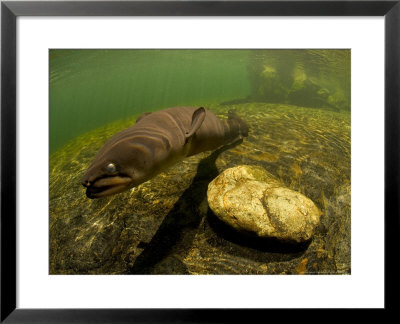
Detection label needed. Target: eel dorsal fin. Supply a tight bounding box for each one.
[185,107,206,143]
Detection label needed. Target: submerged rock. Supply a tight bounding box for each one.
[207,165,321,243]
[247,50,351,110]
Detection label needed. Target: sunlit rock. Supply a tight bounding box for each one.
[207,165,321,243]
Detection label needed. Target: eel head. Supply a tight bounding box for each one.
[81,143,142,199]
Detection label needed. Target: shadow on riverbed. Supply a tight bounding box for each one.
[207,210,311,254]
[129,139,309,274]
[128,141,242,274]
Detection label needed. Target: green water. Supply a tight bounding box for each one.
[50,49,252,152]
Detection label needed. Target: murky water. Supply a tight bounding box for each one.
[50,49,350,274]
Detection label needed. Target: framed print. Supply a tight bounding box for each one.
[1,0,399,321]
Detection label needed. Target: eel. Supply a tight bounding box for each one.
[82,106,249,198]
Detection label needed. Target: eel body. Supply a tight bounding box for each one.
[82,107,249,198]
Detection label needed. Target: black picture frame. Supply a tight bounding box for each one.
[1,0,398,322]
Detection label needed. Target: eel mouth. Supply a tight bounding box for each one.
[84,176,132,199]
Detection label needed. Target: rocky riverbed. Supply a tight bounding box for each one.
[50,102,351,274]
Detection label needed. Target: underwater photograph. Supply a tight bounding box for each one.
[49,49,351,275]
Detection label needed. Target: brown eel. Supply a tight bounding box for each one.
[82,106,249,198]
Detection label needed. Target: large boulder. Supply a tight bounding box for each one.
[207,165,321,243]
[246,50,351,110]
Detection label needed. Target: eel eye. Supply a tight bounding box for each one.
[106,163,117,174]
